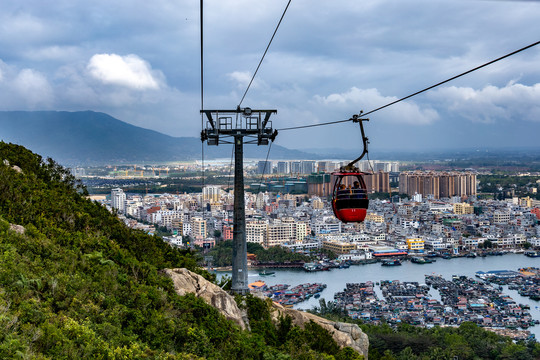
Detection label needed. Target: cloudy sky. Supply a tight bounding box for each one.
[1,0,540,155]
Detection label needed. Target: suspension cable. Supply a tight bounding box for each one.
[200,0,204,118]
[256,141,274,194]
[277,39,540,132]
[200,0,206,219]
[227,144,234,191]
[278,118,351,131]
[238,0,292,108]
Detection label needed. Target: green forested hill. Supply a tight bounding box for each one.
[0,142,358,359]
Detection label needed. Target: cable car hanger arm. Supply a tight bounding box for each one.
[346,111,369,169]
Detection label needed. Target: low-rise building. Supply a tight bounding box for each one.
[454,202,474,215]
[406,238,425,252]
[323,240,357,255]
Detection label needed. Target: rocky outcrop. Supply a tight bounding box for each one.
[269,300,369,358]
[3,159,23,174]
[9,224,25,234]
[165,268,369,358]
[164,268,247,329]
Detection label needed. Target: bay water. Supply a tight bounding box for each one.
[217,254,540,339]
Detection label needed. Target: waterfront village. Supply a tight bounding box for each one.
[89,160,540,339]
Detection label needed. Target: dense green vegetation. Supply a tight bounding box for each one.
[398,150,540,172]
[363,323,540,360]
[0,142,355,359]
[204,241,312,267]
[83,172,280,195]
[477,175,540,200]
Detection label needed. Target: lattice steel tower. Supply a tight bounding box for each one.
[201,107,277,294]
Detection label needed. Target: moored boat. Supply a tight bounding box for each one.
[303,262,329,272]
[381,258,402,266]
[411,256,434,264]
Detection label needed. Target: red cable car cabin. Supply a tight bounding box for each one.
[332,171,369,223]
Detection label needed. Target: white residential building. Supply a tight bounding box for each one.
[190,217,207,240]
[111,188,126,213]
[246,220,268,245]
[311,220,342,234]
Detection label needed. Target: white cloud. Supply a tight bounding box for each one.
[0,13,46,42]
[228,71,253,88]
[13,69,54,109]
[314,87,439,125]
[87,54,162,90]
[431,82,540,123]
[24,45,81,61]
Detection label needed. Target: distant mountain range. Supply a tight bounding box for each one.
[0,111,317,165]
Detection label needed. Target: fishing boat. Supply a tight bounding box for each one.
[303,262,329,272]
[411,256,434,264]
[381,258,402,266]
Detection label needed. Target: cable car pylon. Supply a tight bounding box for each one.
[201,107,277,294]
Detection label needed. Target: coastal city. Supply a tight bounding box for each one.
[4,0,540,357]
[88,159,540,257]
[85,158,540,339]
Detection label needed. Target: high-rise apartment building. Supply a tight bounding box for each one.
[317,161,339,173]
[307,173,332,197]
[276,161,290,174]
[190,217,207,240]
[372,161,387,172]
[322,171,390,195]
[257,161,273,175]
[301,161,316,174]
[111,188,126,213]
[203,185,221,202]
[290,161,302,174]
[364,171,390,193]
[356,161,370,172]
[399,171,476,199]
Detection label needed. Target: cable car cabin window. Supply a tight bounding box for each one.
[332,172,369,223]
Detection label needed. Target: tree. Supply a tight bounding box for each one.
[482,239,494,249]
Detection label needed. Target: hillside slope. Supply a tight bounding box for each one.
[0,142,359,359]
